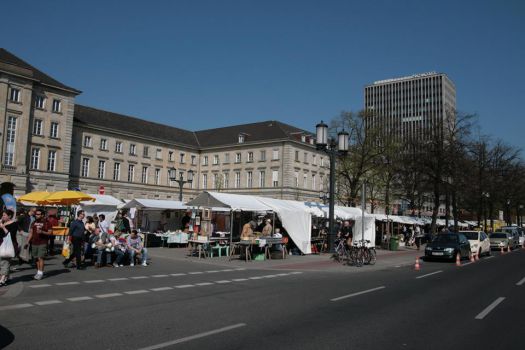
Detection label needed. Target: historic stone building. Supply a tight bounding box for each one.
[1,48,326,202]
[0,48,81,194]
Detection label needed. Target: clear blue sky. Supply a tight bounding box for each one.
[3,0,524,149]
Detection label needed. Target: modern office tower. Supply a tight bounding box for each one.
[364,72,456,140]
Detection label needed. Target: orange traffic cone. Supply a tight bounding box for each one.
[456,252,461,266]
[508,244,512,253]
[470,252,475,263]
[415,257,421,271]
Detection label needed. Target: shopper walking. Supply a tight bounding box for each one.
[0,209,18,286]
[27,209,51,280]
[63,210,86,270]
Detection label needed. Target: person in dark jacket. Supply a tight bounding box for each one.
[63,210,86,270]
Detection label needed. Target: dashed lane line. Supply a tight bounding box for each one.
[150,287,173,292]
[124,290,150,295]
[25,269,254,289]
[29,284,52,288]
[35,300,62,306]
[67,296,93,302]
[516,277,525,286]
[1,271,304,311]
[95,293,123,298]
[416,270,443,279]
[137,323,247,350]
[0,303,33,311]
[475,297,505,320]
[195,282,214,286]
[330,286,386,302]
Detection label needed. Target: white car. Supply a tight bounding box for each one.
[460,231,491,257]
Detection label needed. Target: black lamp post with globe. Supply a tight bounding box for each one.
[315,121,349,253]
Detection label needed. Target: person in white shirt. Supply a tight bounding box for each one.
[98,214,109,235]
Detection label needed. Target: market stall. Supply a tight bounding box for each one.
[77,194,122,225]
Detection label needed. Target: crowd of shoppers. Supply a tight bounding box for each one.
[0,208,149,287]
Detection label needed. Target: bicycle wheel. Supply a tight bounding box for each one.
[356,248,364,267]
[367,248,377,265]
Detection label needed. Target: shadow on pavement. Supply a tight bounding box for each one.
[8,268,71,284]
[0,325,15,348]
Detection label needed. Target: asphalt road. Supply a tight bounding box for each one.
[1,248,524,350]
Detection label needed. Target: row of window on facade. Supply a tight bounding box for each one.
[9,87,62,113]
[83,135,197,164]
[78,158,290,190]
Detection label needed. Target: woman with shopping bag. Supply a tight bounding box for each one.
[0,209,19,286]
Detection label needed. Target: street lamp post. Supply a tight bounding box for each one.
[315,121,349,253]
[169,168,194,202]
[319,191,329,205]
[482,192,490,231]
[506,199,511,226]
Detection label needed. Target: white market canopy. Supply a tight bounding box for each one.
[188,192,312,253]
[80,194,123,206]
[121,198,188,211]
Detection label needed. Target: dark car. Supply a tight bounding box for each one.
[424,232,471,261]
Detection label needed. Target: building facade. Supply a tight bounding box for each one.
[1,48,326,202]
[364,72,456,140]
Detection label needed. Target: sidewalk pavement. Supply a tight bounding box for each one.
[148,244,427,272]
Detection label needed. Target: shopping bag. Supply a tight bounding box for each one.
[62,241,71,258]
[0,233,15,258]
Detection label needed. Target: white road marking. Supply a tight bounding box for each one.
[188,272,203,275]
[331,286,386,302]
[214,280,231,284]
[232,278,248,282]
[84,280,104,284]
[206,270,219,273]
[170,273,186,277]
[124,290,150,295]
[486,255,495,259]
[137,323,247,350]
[264,275,277,278]
[249,276,263,280]
[35,300,62,306]
[475,297,505,320]
[416,270,443,279]
[131,276,149,280]
[275,273,288,276]
[95,293,123,298]
[195,282,214,286]
[221,269,234,272]
[108,277,129,281]
[152,275,169,278]
[67,296,93,302]
[516,277,525,286]
[175,284,194,289]
[461,262,473,267]
[29,284,52,288]
[150,287,173,292]
[235,268,246,271]
[56,281,81,286]
[0,303,33,311]
[289,271,303,275]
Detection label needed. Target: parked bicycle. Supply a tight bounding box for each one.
[349,239,377,267]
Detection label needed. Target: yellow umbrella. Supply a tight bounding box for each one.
[17,191,51,205]
[44,191,95,206]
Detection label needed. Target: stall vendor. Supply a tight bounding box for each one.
[240,220,256,240]
[262,219,273,236]
[181,210,192,232]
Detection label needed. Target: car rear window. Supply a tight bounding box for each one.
[490,233,507,238]
[462,232,478,240]
[433,234,458,243]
